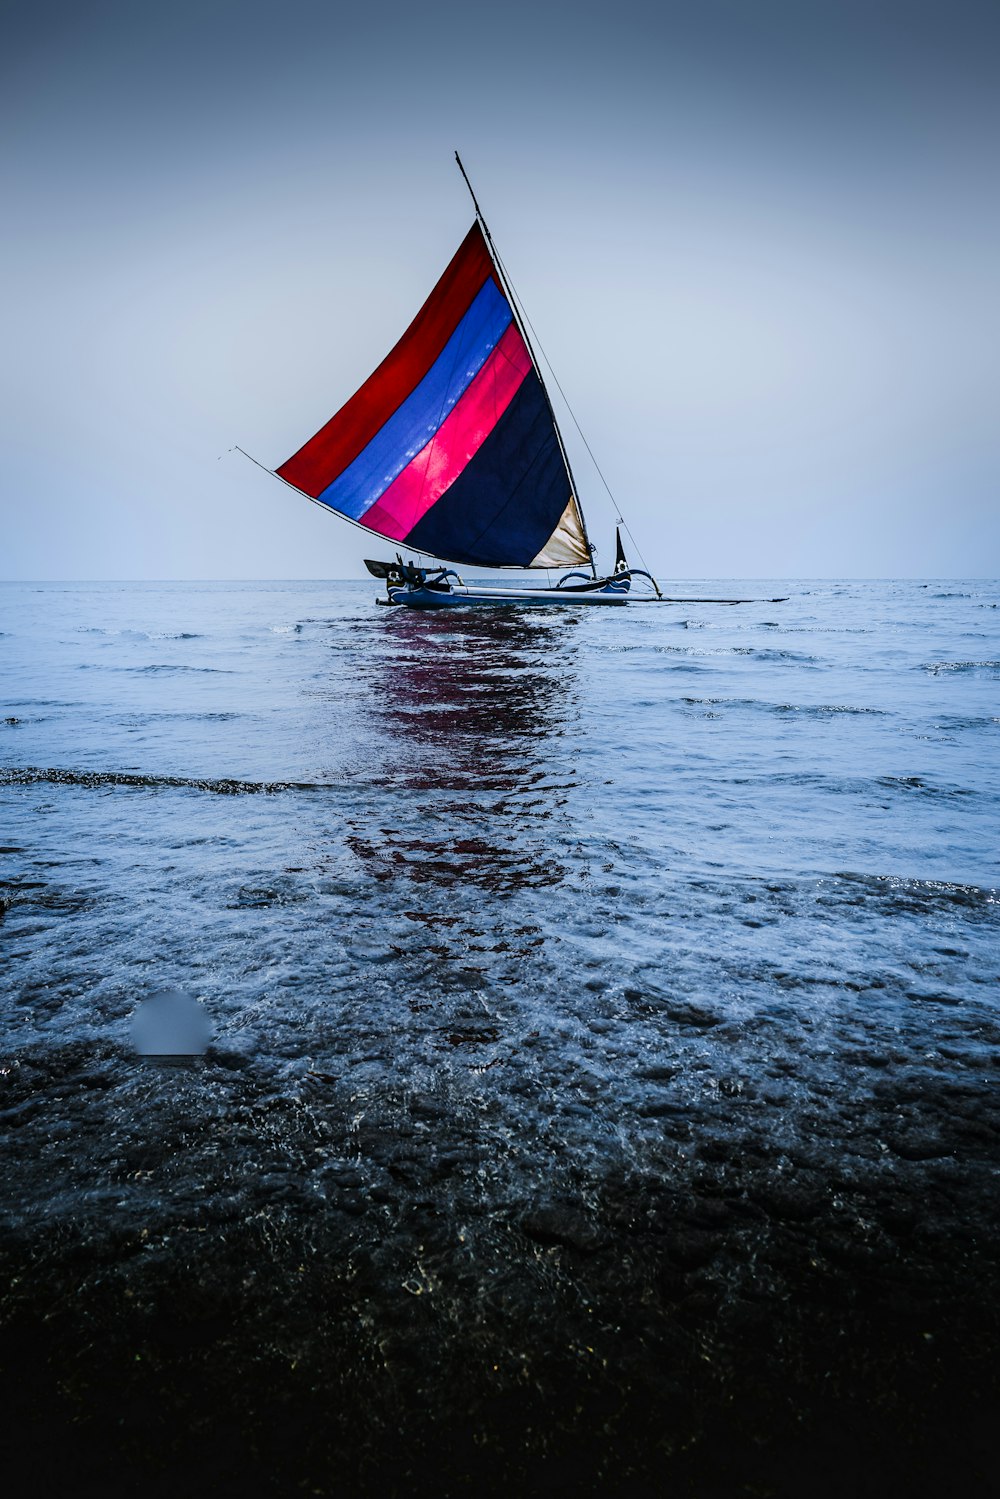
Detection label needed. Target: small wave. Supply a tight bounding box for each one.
[830,872,998,916]
[680,697,885,718]
[4,699,78,708]
[934,715,1000,731]
[112,710,247,725]
[921,660,1000,676]
[0,879,90,915]
[75,663,233,675]
[0,766,333,795]
[133,663,227,673]
[682,695,758,709]
[733,647,820,663]
[806,703,885,715]
[874,774,974,800]
[763,702,880,716]
[727,771,976,803]
[75,627,150,639]
[650,644,818,663]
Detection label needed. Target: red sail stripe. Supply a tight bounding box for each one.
[360,322,532,541]
[277,223,500,498]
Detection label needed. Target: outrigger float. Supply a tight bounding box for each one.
[244,157,783,611]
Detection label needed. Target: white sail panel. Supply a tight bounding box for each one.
[530,496,591,568]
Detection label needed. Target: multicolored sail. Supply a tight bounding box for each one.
[277,223,591,570]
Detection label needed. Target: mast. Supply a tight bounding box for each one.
[454,152,598,578]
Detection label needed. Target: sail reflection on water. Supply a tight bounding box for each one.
[347,609,582,896]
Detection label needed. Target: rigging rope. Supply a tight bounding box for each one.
[488,242,656,579]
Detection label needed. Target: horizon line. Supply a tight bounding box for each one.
[2,576,999,586]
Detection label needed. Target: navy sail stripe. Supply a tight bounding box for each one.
[405,373,572,568]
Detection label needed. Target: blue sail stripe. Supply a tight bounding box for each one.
[317,277,513,521]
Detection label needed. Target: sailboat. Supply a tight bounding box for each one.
[248,158,782,609]
[244,155,665,608]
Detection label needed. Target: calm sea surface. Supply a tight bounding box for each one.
[1,578,999,1494]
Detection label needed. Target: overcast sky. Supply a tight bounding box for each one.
[2,0,998,579]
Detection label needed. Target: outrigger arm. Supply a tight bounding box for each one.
[363,528,665,608]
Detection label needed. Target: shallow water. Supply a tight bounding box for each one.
[1,579,999,1495]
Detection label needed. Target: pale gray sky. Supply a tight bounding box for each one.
[2,0,998,578]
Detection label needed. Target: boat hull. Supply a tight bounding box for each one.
[386,581,630,608]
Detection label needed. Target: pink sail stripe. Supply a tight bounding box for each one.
[361,322,532,541]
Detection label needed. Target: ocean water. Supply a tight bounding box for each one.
[1,578,999,1495]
